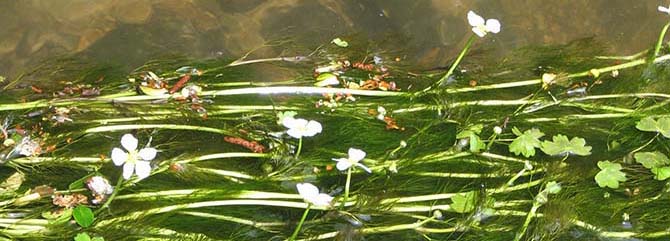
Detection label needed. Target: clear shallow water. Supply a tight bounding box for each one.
[0,1,669,241]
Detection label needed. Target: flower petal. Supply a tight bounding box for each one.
[120,134,138,151]
[355,163,372,173]
[304,120,322,136]
[296,183,319,200]
[138,148,157,161]
[335,159,353,171]
[467,11,485,27]
[348,148,366,162]
[135,161,152,180]
[472,27,487,37]
[122,162,135,180]
[286,128,303,139]
[111,148,128,166]
[486,19,501,33]
[313,193,334,206]
[659,6,670,14]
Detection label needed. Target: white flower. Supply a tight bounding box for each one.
[87,176,114,196]
[660,5,670,14]
[111,134,157,180]
[376,106,386,121]
[296,183,333,206]
[467,11,501,37]
[333,148,371,173]
[282,117,322,139]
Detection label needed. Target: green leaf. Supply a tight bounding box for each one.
[634,151,670,169]
[73,205,95,228]
[595,161,627,189]
[545,181,562,194]
[450,191,476,213]
[456,124,484,139]
[469,133,486,153]
[276,111,297,125]
[540,134,592,156]
[331,38,349,47]
[509,127,544,157]
[636,116,670,138]
[74,233,91,241]
[91,237,104,241]
[42,208,73,225]
[652,166,670,180]
[314,73,339,87]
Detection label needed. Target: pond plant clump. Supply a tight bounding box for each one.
[1,6,670,241]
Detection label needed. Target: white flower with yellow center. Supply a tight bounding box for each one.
[333,148,371,173]
[467,11,501,37]
[282,117,322,139]
[111,134,157,180]
[296,183,333,207]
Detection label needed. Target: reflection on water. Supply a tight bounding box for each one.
[0,0,665,77]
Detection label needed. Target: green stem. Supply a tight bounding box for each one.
[295,137,303,158]
[425,35,476,92]
[95,175,124,215]
[654,22,670,57]
[514,203,541,241]
[289,205,311,241]
[341,168,353,209]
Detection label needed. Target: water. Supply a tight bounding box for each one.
[1,1,670,241]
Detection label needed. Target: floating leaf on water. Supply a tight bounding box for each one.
[42,207,73,225]
[314,73,340,87]
[74,232,92,241]
[73,205,95,228]
[331,38,349,47]
[545,181,562,194]
[456,124,484,139]
[468,133,486,153]
[450,191,476,213]
[635,116,670,138]
[540,134,591,156]
[633,151,670,169]
[509,127,544,157]
[652,166,670,180]
[139,85,168,96]
[595,161,626,189]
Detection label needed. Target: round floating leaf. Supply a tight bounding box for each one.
[636,116,670,138]
[331,38,349,47]
[652,166,670,180]
[75,233,92,241]
[450,191,476,213]
[509,127,544,157]
[540,134,592,156]
[73,205,95,228]
[595,161,627,189]
[634,151,670,169]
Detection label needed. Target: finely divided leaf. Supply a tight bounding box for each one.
[540,134,592,156]
[595,161,626,188]
[509,127,544,157]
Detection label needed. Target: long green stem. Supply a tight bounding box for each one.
[341,168,353,209]
[514,203,541,241]
[425,35,476,92]
[95,175,124,215]
[295,137,303,158]
[288,205,311,241]
[654,22,670,57]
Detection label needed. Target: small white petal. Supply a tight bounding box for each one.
[138,148,157,161]
[286,129,303,139]
[348,148,366,162]
[281,116,296,128]
[134,161,152,180]
[296,183,319,200]
[659,6,670,14]
[472,27,487,37]
[111,148,128,166]
[467,11,485,27]
[122,162,135,180]
[335,158,353,171]
[120,134,138,151]
[313,193,334,206]
[304,121,322,136]
[486,19,501,33]
[355,163,372,173]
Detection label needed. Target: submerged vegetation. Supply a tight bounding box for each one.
[1,6,670,241]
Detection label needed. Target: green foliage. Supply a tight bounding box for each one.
[73,205,95,228]
[636,116,670,138]
[545,181,562,194]
[456,124,484,139]
[468,133,486,153]
[652,166,670,180]
[634,151,670,169]
[276,111,297,125]
[331,38,349,47]
[540,134,591,156]
[74,233,104,241]
[450,191,476,213]
[595,161,627,188]
[42,208,73,225]
[509,127,544,157]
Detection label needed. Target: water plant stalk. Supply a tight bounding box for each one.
[288,205,311,241]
